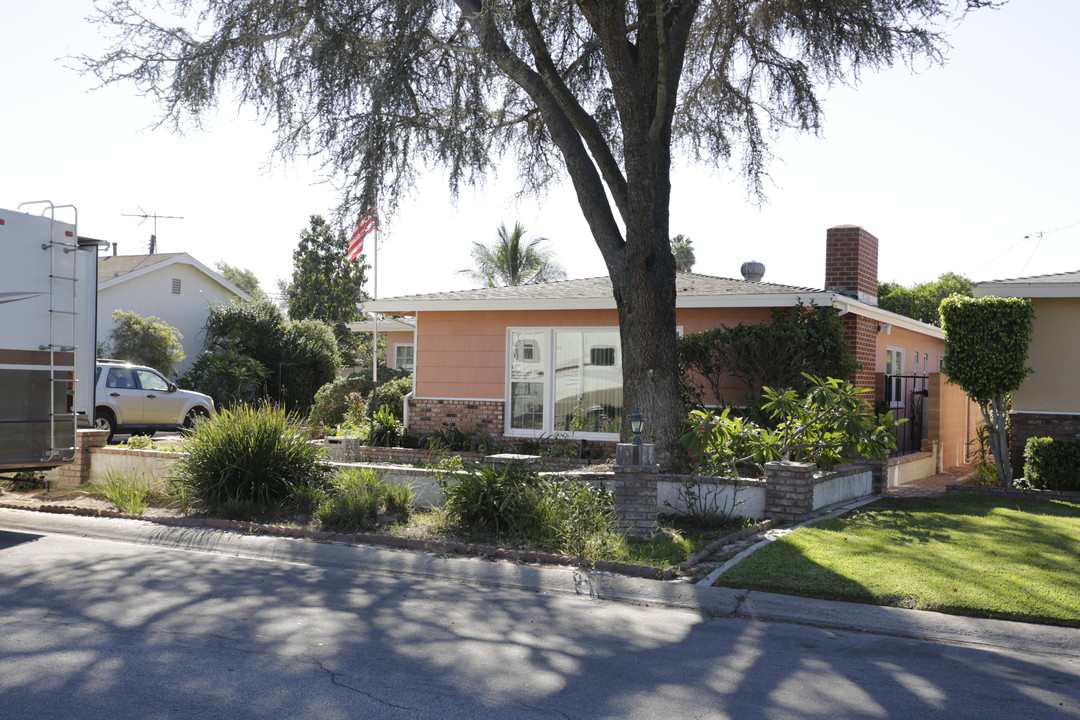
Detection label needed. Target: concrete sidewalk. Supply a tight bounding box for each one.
[2,507,1077,661]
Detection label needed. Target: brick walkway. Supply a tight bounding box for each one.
[885,467,972,497]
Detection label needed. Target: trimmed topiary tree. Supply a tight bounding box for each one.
[940,295,1034,487]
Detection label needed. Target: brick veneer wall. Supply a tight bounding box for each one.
[825,225,879,304]
[407,398,504,436]
[1009,411,1080,477]
[845,313,880,396]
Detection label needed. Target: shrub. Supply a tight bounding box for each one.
[1024,437,1080,492]
[363,376,414,421]
[439,464,615,557]
[309,374,376,429]
[172,402,329,514]
[181,347,269,410]
[682,375,901,474]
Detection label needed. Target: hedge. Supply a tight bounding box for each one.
[1024,436,1080,492]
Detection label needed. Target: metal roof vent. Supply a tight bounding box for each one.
[740,260,765,282]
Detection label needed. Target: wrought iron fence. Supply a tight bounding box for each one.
[883,374,929,456]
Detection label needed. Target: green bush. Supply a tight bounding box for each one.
[309,374,375,429]
[363,376,414,421]
[172,403,329,514]
[439,464,615,557]
[1024,437,1080,491]
[314,467,414,532]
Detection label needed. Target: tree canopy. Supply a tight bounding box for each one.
[107,310,185,378]
[215,261,266,300]
[940,295,1033,486]
[84,0,992,468]
[460,221,566,287]
[878,272,973,326]
[287,215,368,362]
[670,234,696,273]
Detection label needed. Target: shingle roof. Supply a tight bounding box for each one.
[373,272,825,305]
[980,270,1080,285]
[98,253,184,283]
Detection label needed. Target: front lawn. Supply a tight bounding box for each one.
[717,493,1080,626]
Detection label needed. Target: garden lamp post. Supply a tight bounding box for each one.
[630,411,644,445]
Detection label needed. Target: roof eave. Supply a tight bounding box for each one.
[974,283,1080,299]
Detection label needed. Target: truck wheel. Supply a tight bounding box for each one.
[184,407,209,430]
[94,409,116,443]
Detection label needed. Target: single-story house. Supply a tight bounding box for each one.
[366,225,966,462]
[98,251,249,376]
[973,270,1080,473]
[345,316,417,373]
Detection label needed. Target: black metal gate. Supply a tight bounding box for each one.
[884,374,929,456]
[278,362,320,416]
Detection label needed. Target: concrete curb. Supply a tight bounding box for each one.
[2,506,1078,659]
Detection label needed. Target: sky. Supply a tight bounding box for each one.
[2,1,1078,303]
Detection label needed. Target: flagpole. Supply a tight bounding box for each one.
[371,214,378,385]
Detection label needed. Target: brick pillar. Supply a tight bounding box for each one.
[870,459,888,494]
[613,443,659,537]
[764,460,817,523]
[48,429,110,490]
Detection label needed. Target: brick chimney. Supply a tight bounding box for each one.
[825,225,878,306]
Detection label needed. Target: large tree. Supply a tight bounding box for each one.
[460,221,566,287]
[287,214,368,362]
[83,0,990,468]
[878,272,973,326]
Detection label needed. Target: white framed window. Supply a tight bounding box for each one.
[394,344,414,372]
[885,347,904,408]
[507,327,623,438]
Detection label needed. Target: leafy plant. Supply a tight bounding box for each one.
[666,480,745,530]
[677,302,856,415]
[92,470,155,514]
[366,406,405,447]
[424,422,475,453]
[120,434,156,450]
[682,375,901,473]
[172,402,330,514]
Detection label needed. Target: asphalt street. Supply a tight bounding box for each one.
[1,509,1077,719]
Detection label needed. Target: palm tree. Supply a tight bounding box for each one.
[670,234,696,273]
[460,222,567,287]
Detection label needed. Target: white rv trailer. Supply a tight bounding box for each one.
[0,202,99,471]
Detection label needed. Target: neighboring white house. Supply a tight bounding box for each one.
[98,252,249,376]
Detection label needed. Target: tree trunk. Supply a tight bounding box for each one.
[606,225,687,471]
[980,397,1012,489]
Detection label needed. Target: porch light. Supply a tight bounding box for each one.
[630,411,644,445]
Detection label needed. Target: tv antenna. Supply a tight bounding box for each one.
[122,207,184,254]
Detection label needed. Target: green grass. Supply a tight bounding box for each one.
[717,493,1080,626]
[91,470,157,514]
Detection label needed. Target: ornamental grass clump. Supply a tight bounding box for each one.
[173,402,329,515]
[315,466,414,532]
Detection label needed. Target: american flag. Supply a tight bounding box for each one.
[347,210,377,262]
